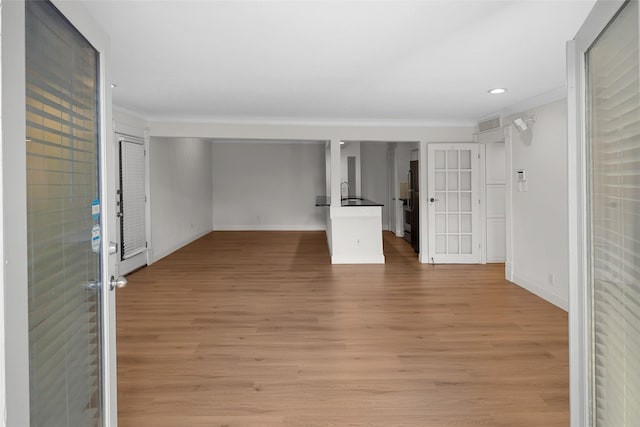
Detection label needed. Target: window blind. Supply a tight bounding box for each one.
[119,137,146,260]
[587,1,640,425]
[26,1,102,426]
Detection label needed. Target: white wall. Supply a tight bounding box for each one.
[508,99,569,310]
[212,142,326,230]
[361,142,389,229]
[149,137,213,261]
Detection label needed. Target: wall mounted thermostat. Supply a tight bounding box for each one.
[516,170,528,192]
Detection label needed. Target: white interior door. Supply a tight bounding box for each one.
[427,143,481,263]
[117,134,147,275]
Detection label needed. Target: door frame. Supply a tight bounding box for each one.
[1,1,117,425]
[567,1,627,426]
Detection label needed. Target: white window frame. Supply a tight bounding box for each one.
[567,1,627,426]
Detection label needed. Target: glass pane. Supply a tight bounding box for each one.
[436,235,446,254]
[447,150,458,169]
[435,171,446,191]
[460,171,472,191]
[447,171,459,190]
[461,192,472,212]
[587,1,640,425]
[448,214,459,233]
[435,192,446,212]
[461,235,472,254]
[460,150,471,169]
[448,235,459,254]
[435,150,446,169]
[26,2,102,426]
[461,214,472,233]
[436,214,446,233]
[447,193,459,212]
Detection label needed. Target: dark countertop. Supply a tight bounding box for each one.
[315,195,384,207]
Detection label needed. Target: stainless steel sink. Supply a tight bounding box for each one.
[341,197,364,201]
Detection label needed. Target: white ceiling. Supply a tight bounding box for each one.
[83,0,596,125]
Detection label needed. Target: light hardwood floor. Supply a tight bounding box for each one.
[117,231,568,427]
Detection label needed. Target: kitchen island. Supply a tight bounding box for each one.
[316,196,385,264]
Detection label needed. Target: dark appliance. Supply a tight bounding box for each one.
[404,160,419,253]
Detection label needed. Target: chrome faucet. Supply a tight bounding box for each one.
[340,181,350,197]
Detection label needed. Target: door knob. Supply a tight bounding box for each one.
[430,197,439,203]
[110,275,128,291]
[108,241,118,255]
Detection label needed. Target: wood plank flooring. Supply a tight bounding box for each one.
[117,231,568,427]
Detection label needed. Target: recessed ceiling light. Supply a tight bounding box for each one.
[488,88,507,94]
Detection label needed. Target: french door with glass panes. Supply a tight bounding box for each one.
[427,143,481,263]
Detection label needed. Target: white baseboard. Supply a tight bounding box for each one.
[152,228,212,263]
[511,273,568,311]
[331,254,385,264]
[213,224,325,231]
[505,262,513,281]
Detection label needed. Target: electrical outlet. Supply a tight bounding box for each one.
[548,272,555,286]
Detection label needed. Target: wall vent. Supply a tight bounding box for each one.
[478,117,502,133]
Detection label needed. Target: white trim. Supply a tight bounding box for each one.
[504,126,514,283]
[479,143,487,264]
[418,140,427,261]
[568,2,627,427]
[505,262,513,282]
[114,122,145,140]
[213,225,325,231]
[149,121,476,143]
[511,275,569,311]
[151,229,212,263]
[144,128,152,267]
[142,113,476,128]
[2,2,29,425]
[0,2,6,424]
[113,105,150,124]
[497,86,568,119]
[511,274,568,311]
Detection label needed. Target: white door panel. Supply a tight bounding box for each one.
[486,219,506,263]
[486,187,506,219]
